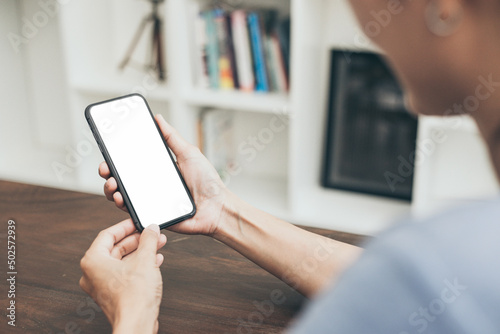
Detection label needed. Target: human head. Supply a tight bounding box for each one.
[348,0,500,117]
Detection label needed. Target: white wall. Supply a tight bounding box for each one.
[1,0,498,234]
[0,0,77,189]
[413,116,499,217]
[0,1,32,155]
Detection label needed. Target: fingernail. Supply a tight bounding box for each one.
[146,224,160,234]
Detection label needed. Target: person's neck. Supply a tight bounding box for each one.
[472,102,500,180]
[448,12,500,180]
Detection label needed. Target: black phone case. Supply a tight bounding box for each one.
[84,93,196,231]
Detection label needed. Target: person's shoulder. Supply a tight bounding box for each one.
[372,196,500,251]
[289,196,500,334]
[359,195,500,294]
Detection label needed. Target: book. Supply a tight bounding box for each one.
[214,9,235,90]
[200,109,234,181]
[203,10,219,89]
[262,11,279,92]
[268,33,288,92]
[247,12,269,92]
[193,11,210,88]
[194,7,290,94]
[276,18,290,80]
[231,10,255,91]
[225,13,239,89]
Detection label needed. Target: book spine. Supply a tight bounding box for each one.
[225,13,239,90]
[248,12,269,92]
[263,35,278,92]
[214,9,235,90]
[203,10,219,89]
[270,33,288,92]
[201,109,234,179]
[231,10,255,92]
[276,18,290,80]
[261,11,277,92]
[194,12,210,88]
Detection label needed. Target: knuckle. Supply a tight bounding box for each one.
[79,277,86,290]
[117,243,128,257]
[80,255,89,271]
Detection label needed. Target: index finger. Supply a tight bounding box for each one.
[98,161,111,179]
[90,218,137,253]
[155,114,191,158]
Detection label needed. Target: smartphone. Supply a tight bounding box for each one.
[85,94,196,231]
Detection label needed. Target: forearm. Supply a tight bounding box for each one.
[111,292,160,334]
[112,305,158,334]
[215,191,362,298]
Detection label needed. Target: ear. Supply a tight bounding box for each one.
[425,0,464,37]
[440,0,463,19]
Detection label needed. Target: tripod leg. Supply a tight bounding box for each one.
[153,17,165,81]
[119,17,152,70]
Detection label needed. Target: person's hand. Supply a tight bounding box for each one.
[79,219,167,334]
[99,114,229,237]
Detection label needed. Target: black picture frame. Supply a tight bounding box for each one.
[321,50,418,201]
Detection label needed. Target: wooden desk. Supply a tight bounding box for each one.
[0,180,365,333]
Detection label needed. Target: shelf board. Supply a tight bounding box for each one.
[71,75,172,102]
[184,89,290,114]
[419,115,478,133]
[292,187,411,235]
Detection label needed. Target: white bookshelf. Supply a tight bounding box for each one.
[61,0,410,235]
[5,0,496,236]
[184,90,289,114]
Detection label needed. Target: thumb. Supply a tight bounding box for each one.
[137,224,160,262]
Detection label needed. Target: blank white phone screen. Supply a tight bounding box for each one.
[90,95,194,228]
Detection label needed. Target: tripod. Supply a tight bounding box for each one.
[119,0,166,81]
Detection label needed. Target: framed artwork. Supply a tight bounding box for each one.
[322,50,418,201]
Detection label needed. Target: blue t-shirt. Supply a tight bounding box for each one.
[289,198,500,333]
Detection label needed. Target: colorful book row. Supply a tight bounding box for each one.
[193,8,290,93]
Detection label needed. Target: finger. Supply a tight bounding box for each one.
[98,161,111,179]
[159,234,167,248]
[91,218,137,253]
[112,233,167,260]
[112,192,128,212]
[110,232,140,259]
[155,114,192,158]
[104,177,118,201]
[137,224,161,262]
[79,276,89,294]
[156,253,164,267]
